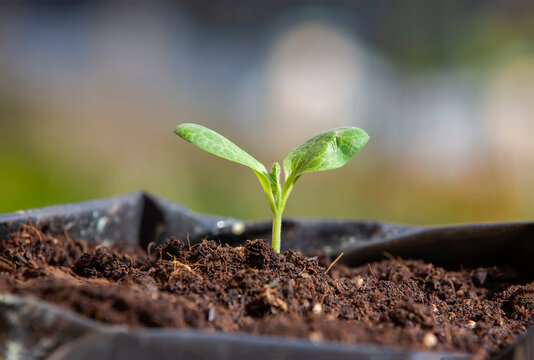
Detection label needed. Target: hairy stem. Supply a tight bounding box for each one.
[271,211,282,253]
[255,171,276,213]
[279,179,295,212]
[270,179,295,253]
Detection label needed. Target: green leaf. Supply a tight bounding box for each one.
[283,127,369,181]
[174,123,268,177]
[269,162,281,201]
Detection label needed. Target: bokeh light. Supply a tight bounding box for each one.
[0,2,532,224]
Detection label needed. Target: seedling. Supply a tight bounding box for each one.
[174,123,369,253]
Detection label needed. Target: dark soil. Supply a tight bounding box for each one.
[1,224,533,358]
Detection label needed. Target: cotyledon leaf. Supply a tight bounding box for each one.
[283,127,369,181]
[174,123,269,178]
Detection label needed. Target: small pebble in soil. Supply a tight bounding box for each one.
[423,333,438,348]
[354,275,364,288]
[466,320,476,329]
[312,303,323,314]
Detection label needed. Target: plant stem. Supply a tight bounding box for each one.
[271,179,295,253]
[272,211,282,253]
[280,179,294,211]
[255,171,276,213]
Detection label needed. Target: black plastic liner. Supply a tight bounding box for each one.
[0,192,532,360]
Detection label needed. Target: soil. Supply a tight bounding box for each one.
[1,224,533,359]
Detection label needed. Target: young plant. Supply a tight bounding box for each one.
[173,123,369,253]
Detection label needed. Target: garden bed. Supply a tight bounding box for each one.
[1,224,533,359]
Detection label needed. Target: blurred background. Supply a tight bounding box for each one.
[0,1,533,225]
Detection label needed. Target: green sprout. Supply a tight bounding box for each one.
[173,123,369,253]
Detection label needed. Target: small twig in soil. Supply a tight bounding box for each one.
[63,228,75,246]
[123,254,134,267]
[170,257,202,279]
[21,223,43,243]
[147,242,157,256]
[367,263,378,279]
[319,292,328,305]
[325,252,344,275]
[0,256,13,273]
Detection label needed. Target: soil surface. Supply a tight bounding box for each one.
[1,224,533,358]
